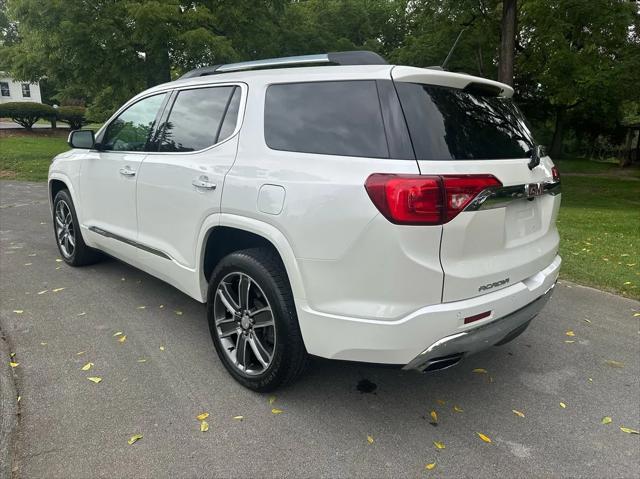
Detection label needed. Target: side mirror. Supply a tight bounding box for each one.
[68,129,95,149]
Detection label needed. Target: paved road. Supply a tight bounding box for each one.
[1,181,639,478]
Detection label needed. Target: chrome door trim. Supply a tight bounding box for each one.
[88,226,171,260]
[464,180,561,212]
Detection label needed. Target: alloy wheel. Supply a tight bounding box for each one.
[55,199,75,258]
[213,272,276,375]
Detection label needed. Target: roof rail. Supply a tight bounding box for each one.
[178,51,387,79]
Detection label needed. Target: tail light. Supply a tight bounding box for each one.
[551,165,560,182]
[364,174,501,225]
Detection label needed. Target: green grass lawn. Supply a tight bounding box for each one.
[558,173,640,299]
[1,134,639,298]
[0,132,69,181]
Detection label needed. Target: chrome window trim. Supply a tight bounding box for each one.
[94,82,247,156]
[464,180,561,212]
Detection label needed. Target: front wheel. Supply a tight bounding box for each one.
[207,248,307,391]
[52,189,101,266]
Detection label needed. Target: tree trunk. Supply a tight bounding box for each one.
[498,0,517,86]
[549,107,566,158]
[145,45,171,88]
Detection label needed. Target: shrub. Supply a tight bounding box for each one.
[57,106,87,130]
[0,102,56,129]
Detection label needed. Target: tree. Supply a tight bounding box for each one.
[0,102,55,129]
[517,0,639,157]
[498,0,516,85]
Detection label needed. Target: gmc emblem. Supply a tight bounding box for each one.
[478,278,510,292]
[525,183,544,198]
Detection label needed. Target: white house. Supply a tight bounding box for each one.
[0,73,42,104]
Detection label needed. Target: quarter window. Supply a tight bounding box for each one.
[101,93,166,152]
[264,81,389,158]
[158,86,240,152]
[21,83,31,98]
[0,82,9,97]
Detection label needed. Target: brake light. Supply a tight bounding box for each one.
[551,166,560,182]
[365,174,501,225]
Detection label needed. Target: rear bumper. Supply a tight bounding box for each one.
[296,255,561,364]
[403,282,555,372]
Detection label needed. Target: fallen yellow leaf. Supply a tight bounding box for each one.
[633,312,640,317]
[118,335,127,343]
[37,290,48,295]
[137,358,146,363]
[200,420,209,432]
[564,340,575,344]
[268,396,276,405]
[17,396,20,403]
[9,362,19,368]
[430,410,438,423]
[52,287,65,292]
[272,408,284,415]
[477,432,492,443]
[137,306,146,310]
[81,362,93,371]
[605,360,624,368]
[436,399,446,406]
[601,416,612,425]
[13,310,23,314]
[233,415,244,420]
[620,427,639,434]
[433,441,445,450]
[425,463,436,470]
[40,342,47,346]
[583,319,591,323]
[196,412,209,421]
[472,368,487,374]
[76,351,85,355]
[77,312,86,317]
[453,405,464,413]
[55,259,62,262]
[128,434,143,445]
[367,435,374,444]
[560,402,567,409]
[9,352,15,358]
[159,346,165,351]
[159,305,164,309]
[175,310,183,316]
[512,409,525,418]
[87,377,102,383]
[113,331,123,337]
[565,330,575,337]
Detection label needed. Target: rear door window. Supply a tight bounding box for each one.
[158,86,239,152]
[264,80,389,158]
[395,83,535,160]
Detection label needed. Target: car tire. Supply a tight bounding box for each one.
[207,247,308,392]
[52,189,102,266]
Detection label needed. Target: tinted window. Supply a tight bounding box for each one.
[396,83,535,160]
[158,86,238,152]
[1,82,9,96]
[102,93,166,151]
[265,81,389,158]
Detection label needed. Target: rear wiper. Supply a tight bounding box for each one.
[527,145,541,170]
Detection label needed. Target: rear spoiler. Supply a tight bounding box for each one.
[391,65,514,98]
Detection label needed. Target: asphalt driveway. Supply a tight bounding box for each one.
[1,181,639,478]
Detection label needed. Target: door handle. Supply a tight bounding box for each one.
[119,166,136,177]
[192,176,216,190]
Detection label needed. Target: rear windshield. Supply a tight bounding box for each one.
[395,83,535,161]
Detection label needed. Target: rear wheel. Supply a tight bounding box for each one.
[207,248,307,391]
[53,190,101,266]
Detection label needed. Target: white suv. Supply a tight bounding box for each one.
[48,51,561,391]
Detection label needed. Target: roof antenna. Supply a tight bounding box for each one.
[441,27,468,70]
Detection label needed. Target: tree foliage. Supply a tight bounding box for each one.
[2,0,639,154]
[0,101,55,129]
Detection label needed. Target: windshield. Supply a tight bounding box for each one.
[395,83,536,161]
